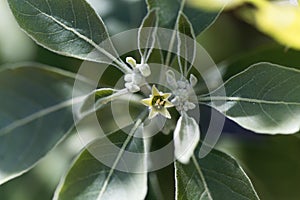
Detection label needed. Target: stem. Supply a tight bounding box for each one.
[165,0,187,67]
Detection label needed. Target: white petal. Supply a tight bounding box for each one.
[174,112,200,164]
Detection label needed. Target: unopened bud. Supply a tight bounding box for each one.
[137,63,151,77]
[126,57,137,68]
[189,74,198,87]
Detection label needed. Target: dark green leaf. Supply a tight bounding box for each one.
[89,0,147,34]
[0,64,91,185]
[177,12,196,76]
[54,122,147,200]
[183,5,219,36]
[220,133,300,200]
[138,9,158,63]
[175,145,259,200]
[146,0,179,29]
[222,45,300,81]
[199,62,300,134]
[146,0,219,35]
[8,0,127,70]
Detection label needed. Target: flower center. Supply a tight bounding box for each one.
[152,95,166,110]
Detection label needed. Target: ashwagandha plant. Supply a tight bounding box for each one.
[1,0,300,199]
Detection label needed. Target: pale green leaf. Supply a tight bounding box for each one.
[0,64,91,185]
[54,122,147,200]
[239,1,300,50]
[199,62,300,134]
[175,145,259,200]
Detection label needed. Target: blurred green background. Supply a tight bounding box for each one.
[1,0,300,199]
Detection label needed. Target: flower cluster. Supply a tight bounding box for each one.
[166,70,197,112]
[124,57,151,93]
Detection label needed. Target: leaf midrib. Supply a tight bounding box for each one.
[198,96,300,106]
[191,155,213,200]
[0,95,86,137]
[96,120,142,200]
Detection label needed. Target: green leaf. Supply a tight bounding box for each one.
[146,0,179,29]
[147,0,219,35]
[138,9,158,63]
[0,64,91,185]
[219,133,300,200]
[7,0,127,71]
[177,12,196,76]
[199,62,300,134]
[174,112,200,164]
[183,5,220,36]
[175,146,259,200]
[89,0,147,34]
[54,122,147,200]
[222,45,300,81]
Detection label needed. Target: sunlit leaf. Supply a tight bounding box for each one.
[241,1,300,50]
[187,0,244,11]
[199,62,300,134]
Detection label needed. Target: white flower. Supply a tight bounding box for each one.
[141,85,174,119]
[166,70,197,112]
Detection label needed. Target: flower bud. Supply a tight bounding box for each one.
[166,70,177,88]
[189,74,198,87]
[137,63,151,77]
[124,74,133,82]
[125,82,140,93]
[126,57,137,68]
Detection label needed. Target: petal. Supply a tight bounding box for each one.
[152,85,160,96]
[158,108,171,119]
[164,100,174,108]
[162,93,172,99]
[141,98,152,106]
[149,109,159,119]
